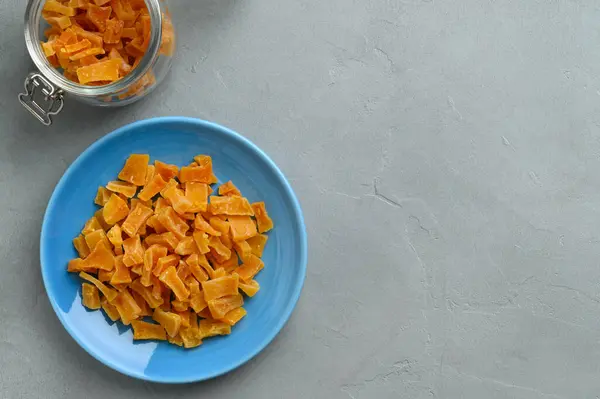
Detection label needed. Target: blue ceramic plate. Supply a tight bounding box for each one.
[40,117,307,383]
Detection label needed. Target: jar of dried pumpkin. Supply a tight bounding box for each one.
[19,0,175,125]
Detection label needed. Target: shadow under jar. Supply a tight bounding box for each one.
[20,0,175,125]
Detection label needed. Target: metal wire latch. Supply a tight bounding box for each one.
[18,72,64,126]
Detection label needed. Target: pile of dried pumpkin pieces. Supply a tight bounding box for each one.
[68,154,274,348]
[40,0,174,93]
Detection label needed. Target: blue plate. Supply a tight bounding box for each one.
[40,117,307,383]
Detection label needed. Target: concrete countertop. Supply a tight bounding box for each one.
[1,0,599,397]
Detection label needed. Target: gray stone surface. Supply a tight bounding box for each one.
[1,0,600,397]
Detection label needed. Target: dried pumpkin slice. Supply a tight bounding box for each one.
[246,234,268,257]
[209,217,232,248]
[83,241,114,271]
[73,234,91,258]
[110,255,132,285]
[201,274,239,301]
[152,307,181,337]
[144,232,179,251]
[235,254,264,282]
[86,4,112,32]
[118,154,149,186]
[198,319,231,339]
[185,254,209,282]
[207,294,244,319]
[207,236,231,260]
[156,207,189,239]
[162,184,193,215]
[106,224,123,248]
[104,18,124,43]
[44,1,77,16]
[185,182,209,212]
[159,266,190,301]
[122,235,144,266]
[94,186,112,206]
[193,214,221,236]
[232,240,251,262]
[236,278,260,297]
[79,271,117,301]
[130,279,163,308]
[142,244,168,286]
[138,174,167,201]
[121,203,153,237]
[189,291,208,313]
[174,236,199,256]
[153,253,179,277]
[112,290,142,325]
[209,196,254,216]
[81,283,101,309]
[106,180,137,198]
[220,307,246,326]
[179,327,202,348]
[82,216,103,235]
[228,215,258,242]
[218,181,242,197]
[103,193,129,225]
[192,231,210,254]
[101,297,120,321]
[131,320,167,340]
[251,202,274,233]
[154,160,179,181]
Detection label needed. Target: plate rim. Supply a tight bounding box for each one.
[40,116,307,383]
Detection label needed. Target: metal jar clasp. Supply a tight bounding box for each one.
[18,72,64,126]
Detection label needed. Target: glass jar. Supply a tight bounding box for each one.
[19,0,175,125]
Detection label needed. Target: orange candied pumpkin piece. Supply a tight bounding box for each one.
[44,0,77,16]
[111,0,137,20]
[198,319,231,339]
[201,274,239,301]
[207,236,231,260]
[233,240,252,261]
[152,307,182,337]
[84,228,110,252]
[106,180,137,198]
[237,278,260,297]
[138,174,167,201]
[159,266,190,301]
[104,18,124,43]
[131,279,164,308]
[82,283,101,309]
[192,231,210,254]
[208,294,244,319]
[185,254,209,282]
[235,254,264,282]
[156,207,189,239]
[246,234,268,257]
[101,297,120,321]
[209,217,232,248]
[77,57,121,84]
[185,182,209,212]
[82,216,103,235]
[179,165,213,184]
[131,320,167,340]
[121,203,153,237]
[106,224,123,247]
[145,232,179,251]
[171,299,189,312]
[167,334,183,347]
[110,255,132,285]
[94,208,112,231]
[83,242,115,271]
[132,291,152,316]
[159,178,178,197]
[251,202,274,233]
[86,4,112,32]
[142,245,168,286]
[179,327,202,348]
[62,38,91,55]
[145,215,167,234]
[209,196,254,216]
[154,160,179,181]
[103,193,129,225]
[69,47,105,61]
[175,236,199,256]
[162,184,193,214]
[118,154,149,186]
[71,25,104,47]
[228,215,258,242]
[94,186,112,206]
[73,234,91,258]
[98,268,114,282]
[220,307,247,326]
[68,258,95,273]
[193,214,221,236]
[122,235,144,267]
[144,164,155,184]
[218,181,242,197]
[79,271,118,301]
[212,253,239,274]
[190,291,208,313]
[46,15,73,29]
[176,260,192,281]
[153,253,180,277]
[112,289,142,325]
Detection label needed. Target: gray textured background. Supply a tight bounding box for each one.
[1,0,600,397]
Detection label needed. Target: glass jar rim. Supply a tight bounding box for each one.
[24,0,163,97]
